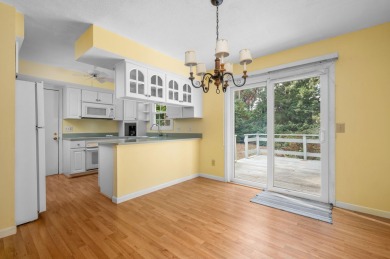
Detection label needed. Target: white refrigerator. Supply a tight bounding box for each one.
[15,80,46,225]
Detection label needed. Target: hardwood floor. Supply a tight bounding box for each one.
[1,174,389,258]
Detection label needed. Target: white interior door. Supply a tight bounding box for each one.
[44,89,60,175]
[267,72,329,203]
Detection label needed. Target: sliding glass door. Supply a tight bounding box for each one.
[230,67,331,203]
[233,83,267,188]
[267,74,329,202]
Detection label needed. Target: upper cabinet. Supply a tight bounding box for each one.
[166,76,180,105]
[116,61,165,103]
[115,60,202,118]
[63,87,82,119]
[166,76,194,107]
[82,90,113,105]
[148,69,165,102]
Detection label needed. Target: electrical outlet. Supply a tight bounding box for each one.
[212,159,215,166]
[65,126,73,132]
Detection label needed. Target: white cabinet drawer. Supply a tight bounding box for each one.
[70,141,85,148]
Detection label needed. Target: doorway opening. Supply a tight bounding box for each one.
[44,87,62,176]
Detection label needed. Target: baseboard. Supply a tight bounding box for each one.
[0,226,16,239]
[198,173,226,182]
[335,201,390,219]
[112,174,199,204]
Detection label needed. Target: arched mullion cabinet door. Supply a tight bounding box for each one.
[181,81,193,107]
[166,74,181,105]
[148,69,166,102]
[125,63,148,99]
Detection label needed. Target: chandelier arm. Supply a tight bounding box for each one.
[223,72,248,87]
[189,73,214,93]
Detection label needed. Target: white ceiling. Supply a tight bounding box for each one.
[3,0,390,74]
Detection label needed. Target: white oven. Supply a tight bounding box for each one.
[86,142,99,170]
[82,102,115,119]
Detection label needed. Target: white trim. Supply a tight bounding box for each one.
[247,53,339,78]
[112,174,199,204]
[225,54,337,203]
[44,85,63,173]
[0,226,17,238]
[199,173,226,182]
[335,201,390,219]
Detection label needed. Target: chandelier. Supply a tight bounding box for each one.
[184,0,252,94]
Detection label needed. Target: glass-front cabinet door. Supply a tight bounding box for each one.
[125,63,147,99]
[181,81,193,107]
[166,75,181,105]
[148,69,165,102]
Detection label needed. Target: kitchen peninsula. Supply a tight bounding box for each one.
[98,134,201,203]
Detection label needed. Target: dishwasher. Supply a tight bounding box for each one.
[85,142,99,170]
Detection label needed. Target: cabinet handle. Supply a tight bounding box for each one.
[96,99,99,101]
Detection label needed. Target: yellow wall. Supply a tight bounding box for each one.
[115,140,200,197]
[63,119,118,133]
[203,22,390,212]
[0,2,16,231]
[15,11,24,38]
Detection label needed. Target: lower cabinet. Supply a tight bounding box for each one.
[63,140,86,175]
[70,148,86,173]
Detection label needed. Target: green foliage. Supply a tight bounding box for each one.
[235,77,320,142]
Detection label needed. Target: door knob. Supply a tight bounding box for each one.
[53,137,58,140]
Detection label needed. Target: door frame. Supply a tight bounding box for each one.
[224,53,337,204]
[44,85,63,174]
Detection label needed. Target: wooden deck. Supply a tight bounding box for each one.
[235,155,321,195]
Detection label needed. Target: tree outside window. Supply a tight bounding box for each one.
[154,104,173,130]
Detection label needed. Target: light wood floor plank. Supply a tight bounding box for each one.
[1,174,390,258]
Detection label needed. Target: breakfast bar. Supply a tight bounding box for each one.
[98,135,201,203]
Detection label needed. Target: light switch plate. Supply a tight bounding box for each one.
[336,123,345,133]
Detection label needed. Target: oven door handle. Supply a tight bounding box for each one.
[86,148,98,152]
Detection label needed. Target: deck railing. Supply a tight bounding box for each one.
[240,134,320,160]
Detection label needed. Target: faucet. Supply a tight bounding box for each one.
[150,123,163,136]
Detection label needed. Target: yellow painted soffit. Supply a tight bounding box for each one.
[75,25,187,76]
[15,11,24,38]
[74,25,93,60]
[19,60,114,90]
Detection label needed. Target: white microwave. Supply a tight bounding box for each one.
[81,103,115,119]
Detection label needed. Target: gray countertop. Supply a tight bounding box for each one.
[98,136,201,146]
[63,133,202,142]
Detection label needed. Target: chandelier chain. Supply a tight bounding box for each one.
[216,6,219,41]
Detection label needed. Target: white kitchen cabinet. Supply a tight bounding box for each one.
[181,80,193,107]
[116,61,148,100]
[124,100,137,121]
[113,98,124,121]
[148,69,166,102]
[166,75,181,105]
[166,76,194,107]
[63,140,86,175]
[166,106,182,119]
[166,87,202,119]
[63,87,82,119]
[116,61,166,103]
[70,148,86,174]
[82,90,113,105]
